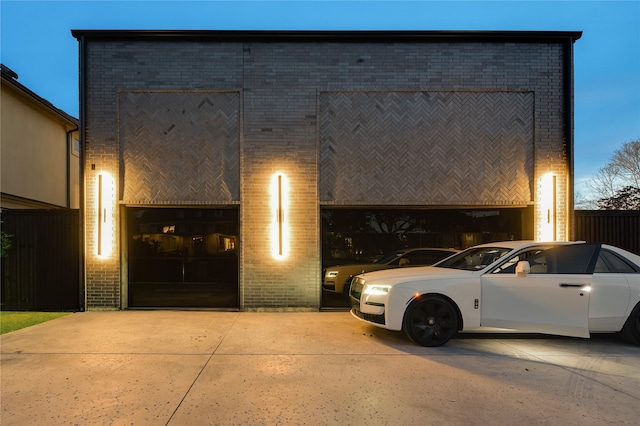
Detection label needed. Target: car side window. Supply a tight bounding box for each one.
[400,252,420,265]
[414,250,454,265]
[387,256,402,266]
[399,251,425,265]
[528,254,550,273]
[492,249,547,274]
[526,244,599,274]
[595,249,638,273]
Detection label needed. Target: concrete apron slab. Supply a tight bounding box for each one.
[1,311,639,425]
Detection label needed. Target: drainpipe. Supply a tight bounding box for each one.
[78,34,87,312]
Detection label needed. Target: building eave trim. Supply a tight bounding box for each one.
[70,29,583,43]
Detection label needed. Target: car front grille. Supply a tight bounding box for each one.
[350,278,385,325]
[322,281,336,291]
[351,307,386,325]
[350,278,364,300]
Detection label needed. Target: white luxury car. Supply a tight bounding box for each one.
[350,241,640,347]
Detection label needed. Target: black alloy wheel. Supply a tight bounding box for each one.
[403,296,458,347]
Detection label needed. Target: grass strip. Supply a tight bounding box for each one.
[0,311,72,334]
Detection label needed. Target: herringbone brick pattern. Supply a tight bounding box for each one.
[319,91,534,205]
[119,91,240,204]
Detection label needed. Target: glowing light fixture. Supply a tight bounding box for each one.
[97,172,114,257]
[271,173,289,259]
[538,173,557,241]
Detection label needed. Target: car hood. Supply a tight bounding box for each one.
[327,263,388,272]
[356,265,474,286]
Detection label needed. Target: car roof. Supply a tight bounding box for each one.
[469,240,583,250]
[402,247,459,252]
[602,244,640,268]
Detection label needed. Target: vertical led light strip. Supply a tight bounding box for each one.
[278,174,283,256]
[552,174,557,241]
[271,173,288,259]
[97,174,103,256]
[538,173,557,242]
[97,173,113,258]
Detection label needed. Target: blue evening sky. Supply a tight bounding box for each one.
[1,0,639,197]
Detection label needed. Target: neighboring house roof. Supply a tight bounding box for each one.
[1,64,78,125]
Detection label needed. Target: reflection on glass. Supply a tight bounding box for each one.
[322,208,529,267]
[320,207,531,308]
[127,208,239,308]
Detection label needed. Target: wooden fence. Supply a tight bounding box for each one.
[1,209,82,311]
[574,210,640,255]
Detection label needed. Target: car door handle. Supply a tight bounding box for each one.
[559,283,585,288]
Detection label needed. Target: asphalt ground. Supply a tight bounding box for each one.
[1,311,639,425]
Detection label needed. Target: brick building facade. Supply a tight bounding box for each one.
[72,30,581,310]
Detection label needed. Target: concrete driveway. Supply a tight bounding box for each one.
[1,311,639,425]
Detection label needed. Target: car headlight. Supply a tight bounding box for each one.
[326,271,338,277]
[363,285,391,296]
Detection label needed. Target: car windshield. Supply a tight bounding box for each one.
[375,251,405,264]
[434,246,513,271]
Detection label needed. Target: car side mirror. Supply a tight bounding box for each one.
[399,258,410,267]
[515,260,530,277]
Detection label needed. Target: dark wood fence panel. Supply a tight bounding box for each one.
[575,210,640,256]
[1,209,82,311]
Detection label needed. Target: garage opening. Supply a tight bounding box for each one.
[321,207,533,308]
[126,207,239,309]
